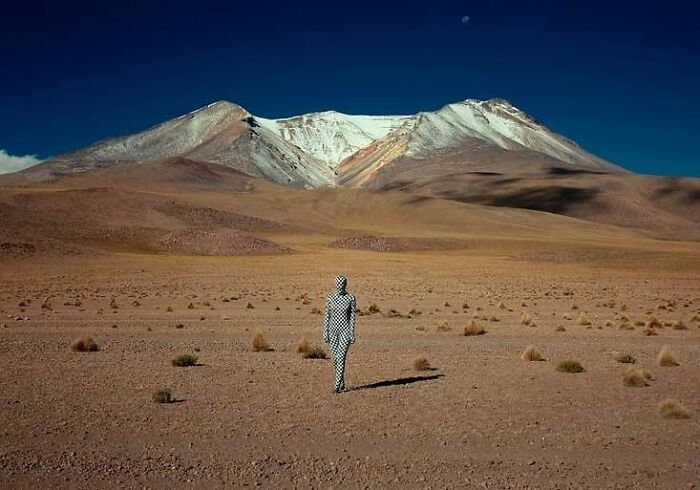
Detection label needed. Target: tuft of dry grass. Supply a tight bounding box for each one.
[646,316,662,328]
[436,321,452,332]
[71,337,99,352]
[672,320,687,330]
[152,388,173,404]
[367,303,381,314]
[172,354,198,367]
[413,356,431,371]
[521,345,543,361]
[614,353,636,364]
[623,368,651,387]
[303,345,328,359]
[658,399,690,419]
[521,312,533,326]
[577,313,591,326]
[657,345,679,366]
[555,360,585,373]
[252,333,271,352]
[296,337,310,354]
[463,319,485,336]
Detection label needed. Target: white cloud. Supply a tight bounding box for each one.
[0,149,44,175]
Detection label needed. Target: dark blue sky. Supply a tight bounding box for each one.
[2,0,699,176]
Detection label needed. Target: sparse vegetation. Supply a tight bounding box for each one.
[658,399,690,419]
[672,320,687,330]
[657,345,678,366]
[614,353,636,364]
[643,327,658,336]
[521,312,533,326]
[172,354,198,367]
[153,388,174,404]
[555,360,585,373]
[385,308,405,318]
[367,303,381,314]
[413,356,431,371]
[436,321,452,332]
[252,333,271,352]
[303,345,328,359]
[555,325,566,332]
[521,345,543,361]
[577,313,591,326]
[71,337,99,352]
[463,319,485,336]
[296,337,309,354]
[646,316,662,328]
[622,368,652,387]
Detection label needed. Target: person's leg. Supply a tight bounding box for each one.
[334,341,351,392]
[330,336,342,392]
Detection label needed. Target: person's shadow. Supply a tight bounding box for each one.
[350,374,444,391]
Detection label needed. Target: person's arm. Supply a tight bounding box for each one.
[323,295,331,343]
[349,295,357,343]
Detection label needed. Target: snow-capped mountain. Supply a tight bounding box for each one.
[19,98,623,188]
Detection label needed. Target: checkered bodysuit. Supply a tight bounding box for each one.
[323,275,356,392]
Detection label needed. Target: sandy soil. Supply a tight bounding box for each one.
[1,249,698,489]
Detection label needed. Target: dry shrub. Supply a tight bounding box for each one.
[172,354,198,367]
[385,308,404,318]
[556,360,585,373]
[463,319,485,336]
[577,313,591,326]
[413,356,431,371]
[614,353,636,364]
[521,312,533,326]
[521,345,543,361]
[296,337,310,354]
[71,337,99,352]
[436,321,452,332]
[658,399,690,419]
[646,316,662,328]
[672,320,687,330]
[153,388,173,404]
[657,345,678,366]
[246,302,255,309]
[303,345,328,359]
[623,368,651,387]
[252,333,271,352]
[367,303,381,314]
[643,327,658,336]
[555,325,566,332]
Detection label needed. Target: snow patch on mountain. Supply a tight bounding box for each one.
[256,112,410,165]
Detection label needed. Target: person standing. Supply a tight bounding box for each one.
[323,275,356,393]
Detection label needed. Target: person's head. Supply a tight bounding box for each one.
[335,275,347,293]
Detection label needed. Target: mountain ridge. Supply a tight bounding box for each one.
[7,98,624,188]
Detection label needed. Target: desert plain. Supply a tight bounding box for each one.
[0,165,699,489]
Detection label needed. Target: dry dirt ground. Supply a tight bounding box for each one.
[1,247,699,489]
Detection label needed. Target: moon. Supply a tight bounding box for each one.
[461,15,470,24]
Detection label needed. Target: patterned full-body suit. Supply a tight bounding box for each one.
[323,275,356,393]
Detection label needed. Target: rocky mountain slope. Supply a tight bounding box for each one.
[6,98,622,188]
